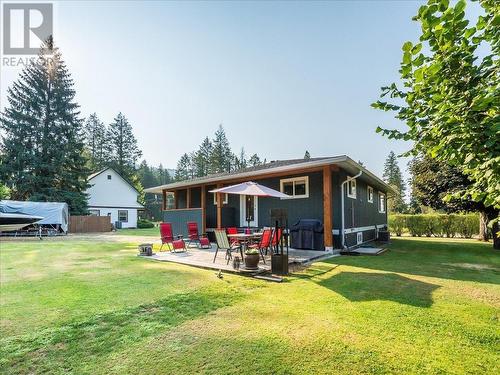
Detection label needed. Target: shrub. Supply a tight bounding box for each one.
[388,213,480,238]
[406,215,426,237]
[458,214,479,238]
[389,215,406,236]
[137,219,155,229]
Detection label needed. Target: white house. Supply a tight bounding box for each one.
[87,168,143,229]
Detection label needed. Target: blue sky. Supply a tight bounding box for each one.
[2,0,439,181]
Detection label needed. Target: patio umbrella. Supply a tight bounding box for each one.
[209,181,290,198]
[209,181,290,228]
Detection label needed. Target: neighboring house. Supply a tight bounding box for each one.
[87,168,143,229]
[144,156,393,250]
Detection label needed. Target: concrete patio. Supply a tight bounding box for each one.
[146,244,337,275]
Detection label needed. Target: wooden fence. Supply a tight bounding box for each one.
[69,216,112,233]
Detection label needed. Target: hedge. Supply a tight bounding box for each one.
[137,219,155,229]
[388,214,479,238]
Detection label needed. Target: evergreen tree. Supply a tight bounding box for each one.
[383,151,407,213]
[175,153,192,181]
[304,150,311,159]
[0,36,89,214]
[192,137,212,177]
[84,113,107,170]
[106,112,142,178]
[235,147,247,170]
[210,125,232,173]
[248,154,262,167]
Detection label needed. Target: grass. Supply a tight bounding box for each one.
[1,237,499,374]
[116,227,160,236]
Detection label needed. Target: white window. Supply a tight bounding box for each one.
[118,210,128,222]
[378,193,386,213]
[89,209,100,216]
[367,186,374,203]
[280,176,309,199]
[347,178,357,199]
[213,193,228,205]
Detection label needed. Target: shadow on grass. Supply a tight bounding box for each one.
[0,287,240,374]
[325,238,500,285]
[318,272,440,307]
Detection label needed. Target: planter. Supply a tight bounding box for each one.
[244,253,260,270]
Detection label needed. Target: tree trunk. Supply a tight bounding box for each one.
[479,211,489,241]
[492,219,500,250]
[487,210,500,250]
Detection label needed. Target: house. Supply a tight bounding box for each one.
[87,168,143,229]
[144,156,393,250]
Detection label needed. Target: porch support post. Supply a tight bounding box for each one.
[216,183,223,229]
[201,185,206,233]
[323,166,333,249]
[162,190,167,211]
[186,188,191,209]
[174,190,178,209]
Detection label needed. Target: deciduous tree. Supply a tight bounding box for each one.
[372,0,499,248]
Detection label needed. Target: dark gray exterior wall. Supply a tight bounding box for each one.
[163,208,202,237]
[334,169,388,248]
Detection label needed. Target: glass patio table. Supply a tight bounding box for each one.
[227,232,263,256]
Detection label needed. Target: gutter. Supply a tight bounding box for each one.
[340,170,362,249]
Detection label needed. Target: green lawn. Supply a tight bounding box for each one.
[1,237,499,374]
[116,226,160,236]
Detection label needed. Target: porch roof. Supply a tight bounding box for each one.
[145,155,394,194]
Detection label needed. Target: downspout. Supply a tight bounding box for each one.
[340,170,362,249]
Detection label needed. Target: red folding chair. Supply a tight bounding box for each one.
[226,227,239,246]
[248,228,272,264]
[186,221,211,249]
[267,228,283,255]
[160,222,187,253]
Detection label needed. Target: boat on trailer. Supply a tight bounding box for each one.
[0,212,43,232]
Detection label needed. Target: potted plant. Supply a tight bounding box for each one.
[244,248,260,270]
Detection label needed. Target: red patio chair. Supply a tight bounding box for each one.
[226,227,239,246]
[186,221,210,249]
[267,228,283,255]
[172,238,187,253]
[160,222,177,251]
[248,228,272,264]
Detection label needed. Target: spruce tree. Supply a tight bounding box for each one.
[0,36,89,214]
[210,125,232,173]
[192,137,213,177]
[304,150,311,159]
[248,154,262,167]
[175,153,192,181]
[106,112,142,178]
[84,113,107,171]
[383,151,407,213]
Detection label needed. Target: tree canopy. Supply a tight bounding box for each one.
[383,151,407,213]
[372,0,499,247]
[0,37,89,214]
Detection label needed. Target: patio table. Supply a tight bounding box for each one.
[227,233,263,257]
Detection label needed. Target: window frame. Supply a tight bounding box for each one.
[107,174,112,180]
[347,178,357,199]
[213,193,228,205]
[118,210,128,222]
[367,186,374,203]
[378,193,386,213]
[89,209,100,216]
[280,176,309,199]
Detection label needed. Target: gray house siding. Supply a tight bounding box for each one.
[335,170,388,248]
[256,172,324,227]
[163,208,202,237]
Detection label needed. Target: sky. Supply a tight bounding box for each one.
[1,0,446,183]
